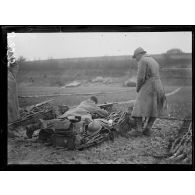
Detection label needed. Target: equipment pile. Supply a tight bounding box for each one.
[37,111,134,150]
[8,100,135,150]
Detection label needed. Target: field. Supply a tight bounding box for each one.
[8,83,192,164]
[8,53,192,164]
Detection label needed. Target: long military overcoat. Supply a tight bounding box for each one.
[131,54,168,118]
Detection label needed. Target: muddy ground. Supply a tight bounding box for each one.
[8,85,192,164]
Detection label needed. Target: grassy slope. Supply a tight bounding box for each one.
[17,53,192,87]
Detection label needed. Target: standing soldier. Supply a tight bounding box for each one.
[131,47,168,136]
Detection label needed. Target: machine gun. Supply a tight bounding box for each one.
[98,102,118,113]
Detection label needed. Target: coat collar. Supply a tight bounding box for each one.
[138,54,150,62]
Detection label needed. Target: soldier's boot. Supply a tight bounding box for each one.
[129,117,143,137]
[143,117,156,136]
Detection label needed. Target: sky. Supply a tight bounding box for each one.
[8,32,192,61]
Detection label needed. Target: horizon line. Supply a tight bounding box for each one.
[21,52,192,62]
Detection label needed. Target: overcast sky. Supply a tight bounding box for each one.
[8,32,192,60]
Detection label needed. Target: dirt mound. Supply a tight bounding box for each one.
[92,76,113,84]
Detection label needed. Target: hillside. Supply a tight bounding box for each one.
[17,53,192,86]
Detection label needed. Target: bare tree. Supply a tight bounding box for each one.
[17,56,26,63]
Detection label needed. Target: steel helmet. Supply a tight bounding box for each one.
[87,120,102,135]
